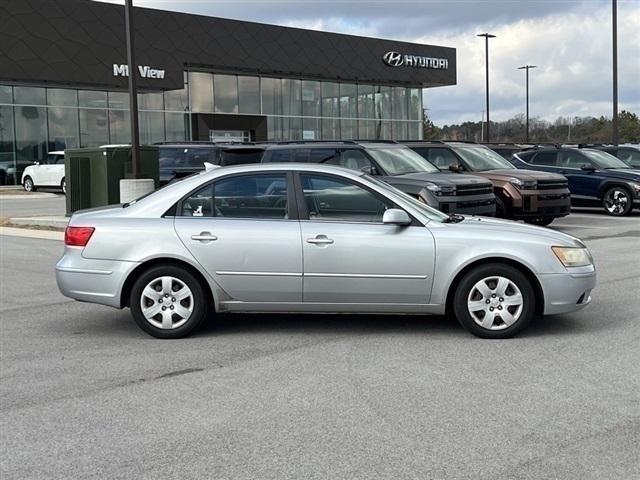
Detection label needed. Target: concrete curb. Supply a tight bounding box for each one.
[0,192,58,199]
[0,226,64,241]
[9,216,69,229]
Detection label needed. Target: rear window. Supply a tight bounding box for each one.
[220,149,264,166]
[159,147,219,169]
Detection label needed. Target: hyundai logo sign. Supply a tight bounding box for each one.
[383,51,449,69]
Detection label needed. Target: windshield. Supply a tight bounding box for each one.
[583,149,631,169]
[158,147,219,170]
[366,147,440,175]
[455,145,515,171]
[363,174,448,223]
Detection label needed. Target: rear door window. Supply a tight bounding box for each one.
[560,151,590,169]
[531,152,559,167]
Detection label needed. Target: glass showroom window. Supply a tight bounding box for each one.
[408,88,422,121]
[79,108,108,147]
[0,85,12,104]
[282,116,302,140]
[78,90,108,109]
[340,119,357,140]
[357,85,375,119]
[139,111,164,144]
[214,74,239,114]
[321,82,340,118]
[138,92,164,111]
[358,119,376,139]
[165,113,187,142]
[238,76,260,114]
[47,88,77,107]
[108,91,129,110]
[15,104,47,172]
[375,86,392,120]
[302,117,320,140]
[48,107,79,150]
[188,72,214,113]
[14,86,46,106]
[392,87,407,120]
[339,84,357,119]
[164,73,189,112]
[407,121,422,140]
[321,118,339,140]
[109,109,131,144]
[0,104,16,185]
[282,78,301,116]
[302,81,320,117]
[261,77,282,115]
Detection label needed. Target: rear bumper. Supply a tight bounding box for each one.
[56,247,138,308]
[538,268,596,315]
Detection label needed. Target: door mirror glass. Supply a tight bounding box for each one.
[382,208,411,226]
[360,165,379,176]
[448,163,462,173]
[580,164,596,171]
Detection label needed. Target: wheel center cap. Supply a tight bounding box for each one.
[490,298,500,307]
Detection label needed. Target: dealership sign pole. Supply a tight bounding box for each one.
[612,0,619,145]
[125,0,140,178]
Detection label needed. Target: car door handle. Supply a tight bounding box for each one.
[306,235,334,245]
[191,232,218,242]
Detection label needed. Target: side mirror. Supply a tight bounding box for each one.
[448,164,462,173]
[33,161,40,165]
[580,164,596,172]
[382,208,411,226]
[360,165,379,176]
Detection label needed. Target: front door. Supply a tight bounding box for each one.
[174,172,302,303]
[558,151,602,202]
[296,172,435,306]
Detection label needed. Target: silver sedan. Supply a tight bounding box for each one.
[56,163,596,339]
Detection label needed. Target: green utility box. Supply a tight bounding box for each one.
[65,145,159,215]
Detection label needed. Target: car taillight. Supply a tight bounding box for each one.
[65,226,95,247]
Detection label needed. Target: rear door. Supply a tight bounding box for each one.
[174,172,303,303]
[296,172,435,306]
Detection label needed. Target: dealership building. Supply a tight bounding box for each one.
[0,0,456,184]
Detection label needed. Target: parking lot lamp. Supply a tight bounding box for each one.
[477,33,496,142]
[517,65,537,143]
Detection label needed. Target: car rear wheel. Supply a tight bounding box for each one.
[23,176,37,192]
[61,177,66,195]
[525,217,554,226]
[602,186,632,216]
[453,263,535,339]
[130,265,209,339]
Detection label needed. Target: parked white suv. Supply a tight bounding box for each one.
[21,151,66,193]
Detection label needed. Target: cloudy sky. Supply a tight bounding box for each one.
[98,0,639,126]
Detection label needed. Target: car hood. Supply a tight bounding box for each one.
[455,216,584,247]
[478,168,566,181]
[383,172,491,187]
[598,168,640,180]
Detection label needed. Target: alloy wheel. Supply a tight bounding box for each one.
[604,189,629,215]
[467,276,523,330]
[139,276,194,329]
[24,178,33,192]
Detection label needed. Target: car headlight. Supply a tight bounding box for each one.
[509,177,536,189]
[551,246,593,267]
[426,184,455,196]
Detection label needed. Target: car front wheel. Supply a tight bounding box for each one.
[453,263,535,338]
[23,176,37,192]
[602,186,632,216]
[130,265,209,339]
[61,177,66,194]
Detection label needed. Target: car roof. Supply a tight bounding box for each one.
[263,141,402,150]
[48,151,64,155]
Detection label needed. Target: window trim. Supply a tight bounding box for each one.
[531,151,560,168]
[293,171,414,225]
[175,171,298,221]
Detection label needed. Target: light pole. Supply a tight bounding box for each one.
[612,0,618,145]
[477,33,496,142]
[125,0,140,177]
[517,65,537,143]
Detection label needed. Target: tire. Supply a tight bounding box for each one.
[495,195,508,218]
[23,176,37,192]
[524,217,554,227]
[61,177,66,195]
[453,263,536,339]
[129,265,210,339]
[602,186,632,216]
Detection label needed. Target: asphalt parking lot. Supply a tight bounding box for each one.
[1,201,639,479]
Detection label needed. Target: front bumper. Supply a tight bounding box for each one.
[508,187,572,219]
[56,247,138,308]
[428,192,496,216]
[538,267,596,315]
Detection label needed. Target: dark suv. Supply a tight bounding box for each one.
[259,141,496,216]
[156,142,265,184]
[482,143,532,160]
[584,144,640,169]
[512,146,640,216]
[401,141,571,226]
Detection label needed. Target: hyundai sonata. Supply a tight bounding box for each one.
[56,164,595,339]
